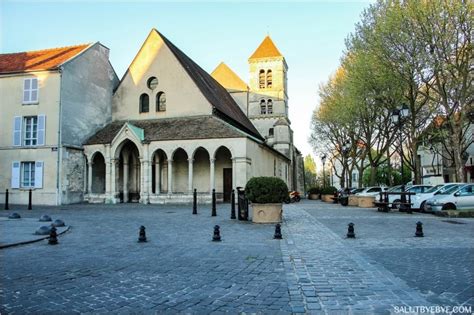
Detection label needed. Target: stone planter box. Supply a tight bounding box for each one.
[358,196,375,208]
[308,194,319,200]
[252,203,282,223]
[348,195,359,206]
[322,194,334,202]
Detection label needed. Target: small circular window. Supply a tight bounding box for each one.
[147,77,158,90]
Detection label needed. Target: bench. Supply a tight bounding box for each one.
[375,201,413,212]
[375,191,416,213]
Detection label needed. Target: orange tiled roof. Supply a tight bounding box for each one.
[211,62,248,91]
[0,44,91,74]
[249,36,283,60]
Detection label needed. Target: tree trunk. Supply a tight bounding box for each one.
[370,165,377,186]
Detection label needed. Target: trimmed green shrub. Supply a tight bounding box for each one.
[321,186,337,195]
[245,177,289,203]
[308,187,321,195]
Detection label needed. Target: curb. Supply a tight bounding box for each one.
[0,226,71,249]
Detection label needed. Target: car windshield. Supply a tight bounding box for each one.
[438,185,463,195]
[425,185,444,193]
[387,186,402,192]
[353,188,364,194]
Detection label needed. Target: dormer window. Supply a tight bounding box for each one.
[139,93,149,113]
[23,77,39,104]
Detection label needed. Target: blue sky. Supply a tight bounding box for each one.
[1,0,371,160]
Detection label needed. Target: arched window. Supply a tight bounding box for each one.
[156,92,166,111]
[266,70,272,88]
[267,99,273,114]
[260,99,266,115]
[139,93,149,113]
[259,70,265,89]
[269,128,274,137]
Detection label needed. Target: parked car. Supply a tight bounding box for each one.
[425,184,474,212]
[411,183,465,211]
[389,185,433,209]
[355,186,388,196]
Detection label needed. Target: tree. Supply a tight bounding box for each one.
[303,155,318,191]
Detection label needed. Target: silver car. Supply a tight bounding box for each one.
[425,184,474,212]
[411,183,465,211]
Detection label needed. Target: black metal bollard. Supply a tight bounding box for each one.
[347,223,356,238]
[211,189,217,216]
[5,189,9,210]
[212,225,221,242]
[274,223,282,239]
[415,221,424,237]
[138,225,147,242]
[230,190,236,219]
[28,189,32,210]
[193,189,197,215]
[48,226,58,245]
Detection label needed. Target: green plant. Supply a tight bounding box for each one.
[245,177,289,203]
[321,186,337,195]
[308,187,321,195]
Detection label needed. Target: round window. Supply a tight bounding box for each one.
[147,77,159,90]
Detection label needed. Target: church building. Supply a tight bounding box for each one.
[0,29,303,205]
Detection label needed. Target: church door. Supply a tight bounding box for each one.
[223,168,232,202]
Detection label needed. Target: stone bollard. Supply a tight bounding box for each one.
[5,189,9,210]
[48,226,58,245]
[274,223,282,239]
[230,190,236,219]
[347,223,356,238]
[8,212,21,219]
[193,189,197,215]
[138,226,147,242]
[212,225,221,242]
[211,189,217,216]
[28,189,32,210]
[39,214,52,222]
[415,221,424,237]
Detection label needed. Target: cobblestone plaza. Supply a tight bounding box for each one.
[1,200,473,314]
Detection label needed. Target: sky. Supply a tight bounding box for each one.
[0,0,372,161]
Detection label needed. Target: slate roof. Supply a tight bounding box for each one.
[249,36,283,60]
[0,44,91,74]
[156,30,263,141]
[211,62,248,91]
[85,116,244,145]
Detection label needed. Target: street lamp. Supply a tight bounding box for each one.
[391,103,410,208]
[321,154,327,188]
[342,140,351,187]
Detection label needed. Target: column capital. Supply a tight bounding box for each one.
[210,158,216,164]
[168,159,174,163]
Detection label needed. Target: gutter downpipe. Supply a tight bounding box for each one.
[56,68,63,205]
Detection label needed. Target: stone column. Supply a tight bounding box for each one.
[123,162,129,202]
[188,158,194,194]
[141,159,150,204]
[155,160,161,194]
[87,161,93,194]
[232,158,237,191]
[168,159,173,195]
[210,158,216,193]
[110,159,117,203]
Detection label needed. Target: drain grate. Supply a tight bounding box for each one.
[442,220,466,224]
[166,211,175,214]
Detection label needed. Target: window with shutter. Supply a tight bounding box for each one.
[23,78,39,104]
[23,116,38,146]
[21,162,35,188]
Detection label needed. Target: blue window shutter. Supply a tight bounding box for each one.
[37,115,46,145]
[35,161,43,188]
[11,161,20,188]
[13,116,22,146]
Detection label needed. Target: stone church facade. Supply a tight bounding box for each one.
[0,29,303,205]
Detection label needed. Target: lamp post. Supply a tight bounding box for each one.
[321,154,327,188]
[391,104,410,207]
[429,145,440,176]
[342,140,351,188]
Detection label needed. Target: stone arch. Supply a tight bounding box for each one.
[212,145,234,159]
[151,149,168,194]
[193,147,210,193]
[91,152,106,194]
[116,140,141,203]
[214,146,233,202]
[112,136,143,161]
[172,148,189,193]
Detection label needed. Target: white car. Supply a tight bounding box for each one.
[412,183,465,211]
[388,185,433,208]
[355,186,388,197]
[425,184,474,212]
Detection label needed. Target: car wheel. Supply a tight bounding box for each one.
[392,199,401,210]
[442,203,456,211]
[420,201,426,213]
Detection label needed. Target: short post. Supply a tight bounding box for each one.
[4,189,9,210]
[48,226,58,245]
[347,222,355,238]
[407,193,413,214]
[230,189,236,219]
[192,189,197,215]
[274,223,282,239]
[212,225,221,242]
[138,225,147,242]
[415,221,424,237]
[211,189,216,216]
[28,189,32,210]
